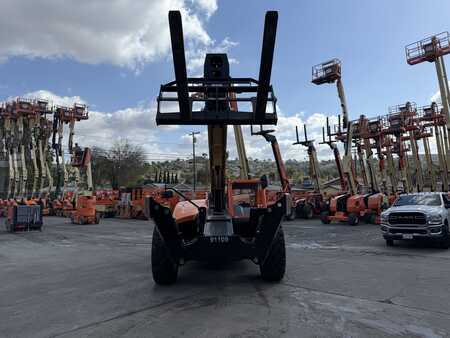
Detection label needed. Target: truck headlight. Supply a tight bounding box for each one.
[381,213,389,224]
[428,214,442,225]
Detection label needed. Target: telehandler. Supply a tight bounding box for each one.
[149,11,286,284]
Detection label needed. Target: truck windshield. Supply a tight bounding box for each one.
[394,194,442,207]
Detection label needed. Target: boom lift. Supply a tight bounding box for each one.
[406,32,450,190]
[320,121,369,225]
[320,117,347,192]
[30,100,49,198]
[230,93,250,179]
[4,101,21,198]
[418,102,447,191]
[312,58,349,129]
[352,116,387,222]
[1,102,16,198]
[52,104,88,216]
[69,146,99,225]
[149,11,286,284]
[36,106,54,199]
[386,103,419,193]
[292,125,325,218]
[250,125,294,219]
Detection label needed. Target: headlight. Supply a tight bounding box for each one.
[428,214,442,225]
[381,213,389,223]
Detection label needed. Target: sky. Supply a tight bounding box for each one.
[1,0,449,162]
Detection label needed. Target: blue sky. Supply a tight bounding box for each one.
[1,0,449,161]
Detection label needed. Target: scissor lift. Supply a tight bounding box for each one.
[406,32,450,190]
[150,11,287,284]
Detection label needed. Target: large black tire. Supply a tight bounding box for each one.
[386,239,394,246]
[302,204,314,219]
[260,227,286,282]
[285,211,296,221]
[5,219,12,233]
[348,213,359,226]
[439,223,449,250]
[151,227,178,285]
[320,211,331,224]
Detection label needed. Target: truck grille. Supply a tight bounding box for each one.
[388,212,426,225]
[389,228,427,235]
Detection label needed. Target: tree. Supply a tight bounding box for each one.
[91,139,146,189]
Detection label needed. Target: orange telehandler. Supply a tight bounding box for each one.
[149,11,287,284]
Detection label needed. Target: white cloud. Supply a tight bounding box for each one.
[192,0,218,17]
[0,0,228,72]
[430,81,450,104]
[22,90,86,107]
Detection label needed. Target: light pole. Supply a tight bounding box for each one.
[188,131,200,191]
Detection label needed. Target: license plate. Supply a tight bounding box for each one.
[402,234,413,239]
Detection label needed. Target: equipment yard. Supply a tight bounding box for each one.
[2,217,450,338]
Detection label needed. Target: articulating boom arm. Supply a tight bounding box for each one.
[251,125,290,193]
[293,125,322,193]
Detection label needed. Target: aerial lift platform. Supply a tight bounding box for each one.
[312,58,349,129]
[149,11,286,284]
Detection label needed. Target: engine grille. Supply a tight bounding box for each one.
[388,212,426,225]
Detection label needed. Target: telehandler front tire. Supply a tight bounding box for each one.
[151,227,178,285]
[260,227,286,282]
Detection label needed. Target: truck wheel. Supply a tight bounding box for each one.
[348,213,359,226]
[285,211,296,221]
[439,224,449,250]
[295,204,304,218]
[260,227,286,282]
[386,239,394,246]
[5,219,11,232]
[302,204,313,219]
[320,211,331,224]
[151,227,178,285]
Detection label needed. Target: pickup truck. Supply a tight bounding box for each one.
[380,192,450,248]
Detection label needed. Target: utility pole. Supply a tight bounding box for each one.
[189,131,200,191]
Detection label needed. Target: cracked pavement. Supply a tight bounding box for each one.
[1,217,450,337]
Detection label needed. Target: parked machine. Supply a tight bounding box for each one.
[250,125,294,220]
[320,121,370,225]
[149,11,287,284]
[95,189,118,218]
[292,125,325,219]
[69,147,99,225]
[5,202,43,232]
